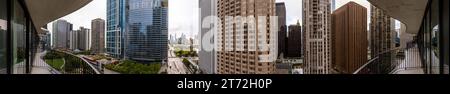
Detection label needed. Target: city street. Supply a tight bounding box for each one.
[167,45,189,74]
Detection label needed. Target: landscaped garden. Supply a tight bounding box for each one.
[44,50,65,71]
[105,60,161,74]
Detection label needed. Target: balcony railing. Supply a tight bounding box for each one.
[354,43,423,74]
[40,50,102,74]
[58,50,102,74]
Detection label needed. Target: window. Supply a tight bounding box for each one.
[430,0,439,74]
[420,0,449,74]
[443,0,450,74]
[12,0,26,74]
[0,0,7,74]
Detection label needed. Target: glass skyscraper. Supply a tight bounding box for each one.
[126,0,168,62]
[107,0,127,58]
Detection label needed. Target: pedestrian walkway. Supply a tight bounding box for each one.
[31,51,61,74]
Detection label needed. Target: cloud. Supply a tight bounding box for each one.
[169,0,199,38]
[49,0,373,39]
[47,0,106,48]
[277,0,303,26]
[276,0,370,26]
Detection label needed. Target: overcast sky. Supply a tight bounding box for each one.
[48,0,106,31]
[49,0,374,39]
[173,0,372,39]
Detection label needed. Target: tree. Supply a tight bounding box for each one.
[104,60,161,74]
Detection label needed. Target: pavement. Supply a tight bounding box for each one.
[103,68,120,74]
[167,45,189,74]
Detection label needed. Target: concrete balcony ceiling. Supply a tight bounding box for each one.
[368,0,428,34]
[25,0,92,33]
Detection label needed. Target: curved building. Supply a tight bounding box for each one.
[0,0,92,74]
[367,0,449,74]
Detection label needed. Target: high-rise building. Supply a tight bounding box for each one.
[126,0,168,62]
[52,20,73,50]
[44,32,52,50]
[91,18,105,54]
[276,2,287,57]
[42,25,51,50]
[78,27,90,51]
[286,22,302,57]
[331,2,368,74]
[69,30,78,50]
[217,0,277,74]
[331,0,336,12]
[369,6,396,74]
[303,0,332,74]
[199,0,217,74]
[178,33,190,45]
[169,34,174,44]
[107,0,127,58]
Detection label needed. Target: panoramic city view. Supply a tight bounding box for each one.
[0,0,448,74]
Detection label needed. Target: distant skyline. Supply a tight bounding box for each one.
[47,0,393,39]
[47,0,106,48]
[47,0,106,32]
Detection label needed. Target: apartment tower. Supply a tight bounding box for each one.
[303,0,332,74]
[199,0,217,74]
[276,2,287,57]
[369,6,396,74]
[91,18,105,54]
[52,20,73,50]
[78,27,90,51]
[217,0,277,74]
[286,21,302,57]
[106,0,127,58]
[331,2,368,74]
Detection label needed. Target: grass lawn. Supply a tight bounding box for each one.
[105,60,161,74]
[45,58,64,70]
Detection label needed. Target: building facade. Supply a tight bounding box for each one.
[276,2,287,57]
[69,29,78,50]
[41,31,52,50]
[369,6,396,74]
[331,2,367,74]
[0,0,91,74]
[331,0,336,12]
[416,0,450,74]
[91,18,105,54]
[52,20,73,50]
[217,0,277,74]
[78,27,90,51]
[107,0,127,58]
[303,0,332,74]
[126,0,168,62]
[199,0,217,74]
[287,22,302,57]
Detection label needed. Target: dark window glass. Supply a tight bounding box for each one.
[0,0,7,74]
[424,6,431,74]
[431,0,439,74]
[12,0,26,74]
[444,0,450,74]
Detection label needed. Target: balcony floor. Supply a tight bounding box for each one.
[392,47,424,74]
[31,50,60,74]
